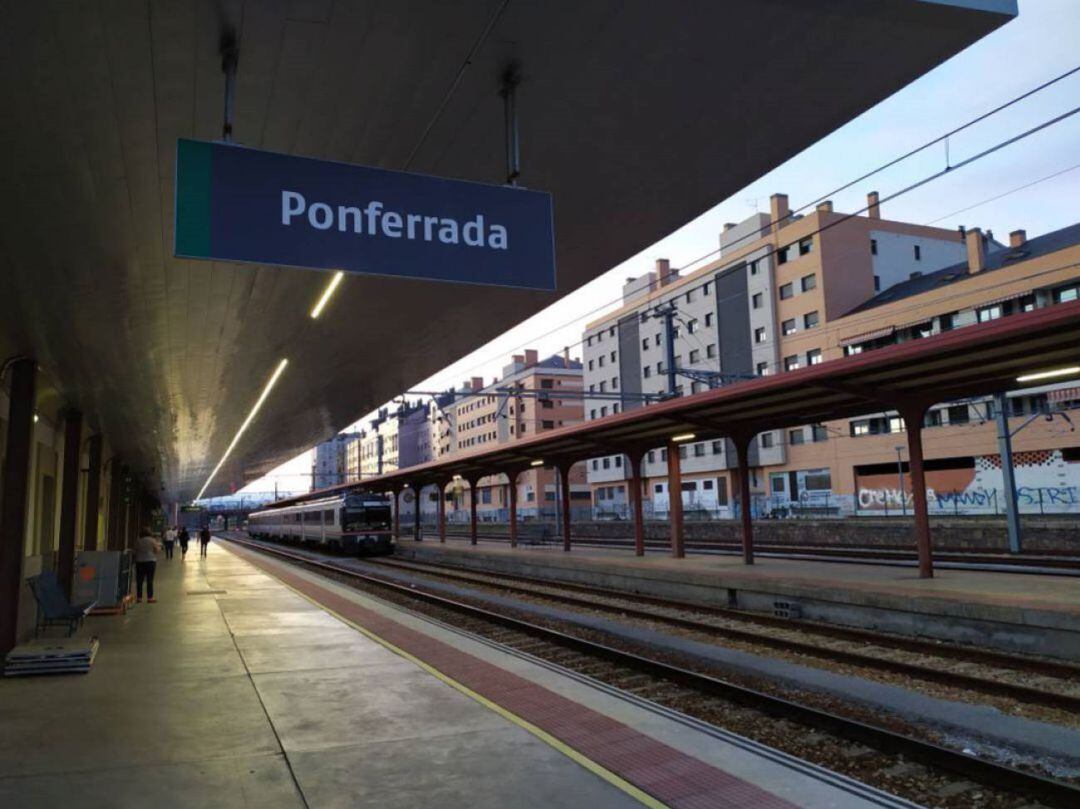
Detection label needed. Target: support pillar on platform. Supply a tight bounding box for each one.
[437,480,448,543]
[733,433,756,565]
[900,403,934,579]
[467,477,480,545]
[627,449,646,557]
[666,441,684,558]
[0,358,36,653]
[57,410,82,599]
[107,459,123,551]
[558,463,572,552]
[83,434,103,551]
[391,487,402,540]
[506,469,522,548]
[412,484,422,541]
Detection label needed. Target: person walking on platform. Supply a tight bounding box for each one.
[163,525,177,560]
[133,527,162,603]
[178,526,190,560]
[199,526,211,558]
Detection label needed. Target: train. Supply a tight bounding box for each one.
[247,492,394,555]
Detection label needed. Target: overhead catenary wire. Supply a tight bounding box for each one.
[429,66,1080,387]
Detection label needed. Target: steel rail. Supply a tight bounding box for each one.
[224,536,1080,809]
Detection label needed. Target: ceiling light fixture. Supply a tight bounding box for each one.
[1016,365,1080,383]
[310,271,345,319]
[530,459,545,467]
[195,358,289,501]
[671,432,696,443]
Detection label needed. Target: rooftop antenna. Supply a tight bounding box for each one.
[220,29,239,142]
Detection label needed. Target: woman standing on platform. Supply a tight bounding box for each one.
[178,526,190,560]
[199,526,211,558]
[133,527,162,603]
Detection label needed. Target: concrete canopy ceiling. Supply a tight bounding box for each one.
[0,0,1013,502]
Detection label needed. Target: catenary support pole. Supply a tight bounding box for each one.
[83,434,103,551]
[628,449,646,557]
[0,359,36,654]
[994,392,1022,553]
[57,410,82,599]
[734,433,755,565]
[437,480,447,543]
[559,463,572,552]
[901,404,935,579]
[507,469,520,548]
[666,441,684,558]
[392,487,402,540]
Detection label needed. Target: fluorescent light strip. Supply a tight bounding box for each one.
[1016,365,1079,382]
[195,358,289,501]
[671,432,696,443]
[310,271,345,318]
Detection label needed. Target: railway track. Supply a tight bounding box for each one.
[225,535,1080,809]
[432,530,1080,573]
[369,556,1080,714]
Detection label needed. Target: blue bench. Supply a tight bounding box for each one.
[27,571,97,637]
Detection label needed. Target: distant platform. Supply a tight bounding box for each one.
[394,538,1080,661]
[0,539,913,809]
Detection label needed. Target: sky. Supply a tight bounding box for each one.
[236,0,1080,498]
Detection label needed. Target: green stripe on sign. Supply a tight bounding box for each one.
[174,139,212,258]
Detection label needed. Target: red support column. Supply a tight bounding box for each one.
[0,358,35,654]
[57,411,82,599]
[468,477,480,545]
[901,405,934,579]
[412,484,422,542]
[666,441,684,558]
[507,469,521,549]
[734,433,755,565]
[627,449,646,557]
[559,464,572,552]
[437,480,447,543]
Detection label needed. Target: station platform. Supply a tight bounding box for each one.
[0,540,910,809]
[394,538,1080,661]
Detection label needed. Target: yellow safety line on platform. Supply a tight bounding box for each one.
[223,542,668,809]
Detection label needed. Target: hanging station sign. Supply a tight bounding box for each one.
[174,139,556,290]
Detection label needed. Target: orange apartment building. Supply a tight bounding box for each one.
[438,350,591,519]
[583,193,1080,517]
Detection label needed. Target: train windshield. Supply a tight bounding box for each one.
[341,505,391,532]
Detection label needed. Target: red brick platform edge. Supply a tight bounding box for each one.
[225,542,798,809]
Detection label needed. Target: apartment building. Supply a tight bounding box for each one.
[311,432,360,488]
[582,193,1080,515]
[356,402,431,480]
[442,350,590,518]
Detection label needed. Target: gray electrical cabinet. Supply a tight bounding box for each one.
[72,550,132,609]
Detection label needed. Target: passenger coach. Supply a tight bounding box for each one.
[247,492,393,555]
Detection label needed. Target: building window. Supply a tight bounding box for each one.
[757,362,770,376]
[614,455,622,467]
[610,351,617,362]
[643,366,651,378]
[687,318,698,333]
[706,344,716,358]
[703,282,711,296]
[977,305,1002,322]
[779,282,794,299]
[799,238,813,256]
[689,349,700,364]
[754,327,767,344]
[655,333,662,346]
[609,327,615,337]
[598,355,604,368]
[760,433,774,449]
[777,246,790,265]
[590,409,596,420]
[801,273,816,292]
[678,444,687,459]
[711,440,723,454]
[591,459,598,470]
[598,381,606,392]
[782,318,796,336]
[647,451,656,463]
[613,403,619,414]
[542,420,555,429]
[789,429,805,445]
[602,457,610,469]
[657,361,665,373]
[686,290,694,304]
[586,336,593,347]
[611,376,619,389]
[642,338,649,350]
[694,443,705,457]
[947,404,969,424]
[588,360,594,370]
[705,312,713,327]
[752,292,763,309]
[1055,285,1079,303]
[870,239,878,256]
[812,425,828,442]
[807,348,822,365]
[784,355,800,371]
[874,275,881,292]
[914,244,922,261]
[803,311,819,329]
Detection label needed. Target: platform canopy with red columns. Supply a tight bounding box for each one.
[288,300,1080,578]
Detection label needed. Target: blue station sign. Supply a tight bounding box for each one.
[174,139,555,290]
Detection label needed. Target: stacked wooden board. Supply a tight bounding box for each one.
[3,637,100,676]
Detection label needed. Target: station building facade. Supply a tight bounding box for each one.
[583,194,1080,517]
